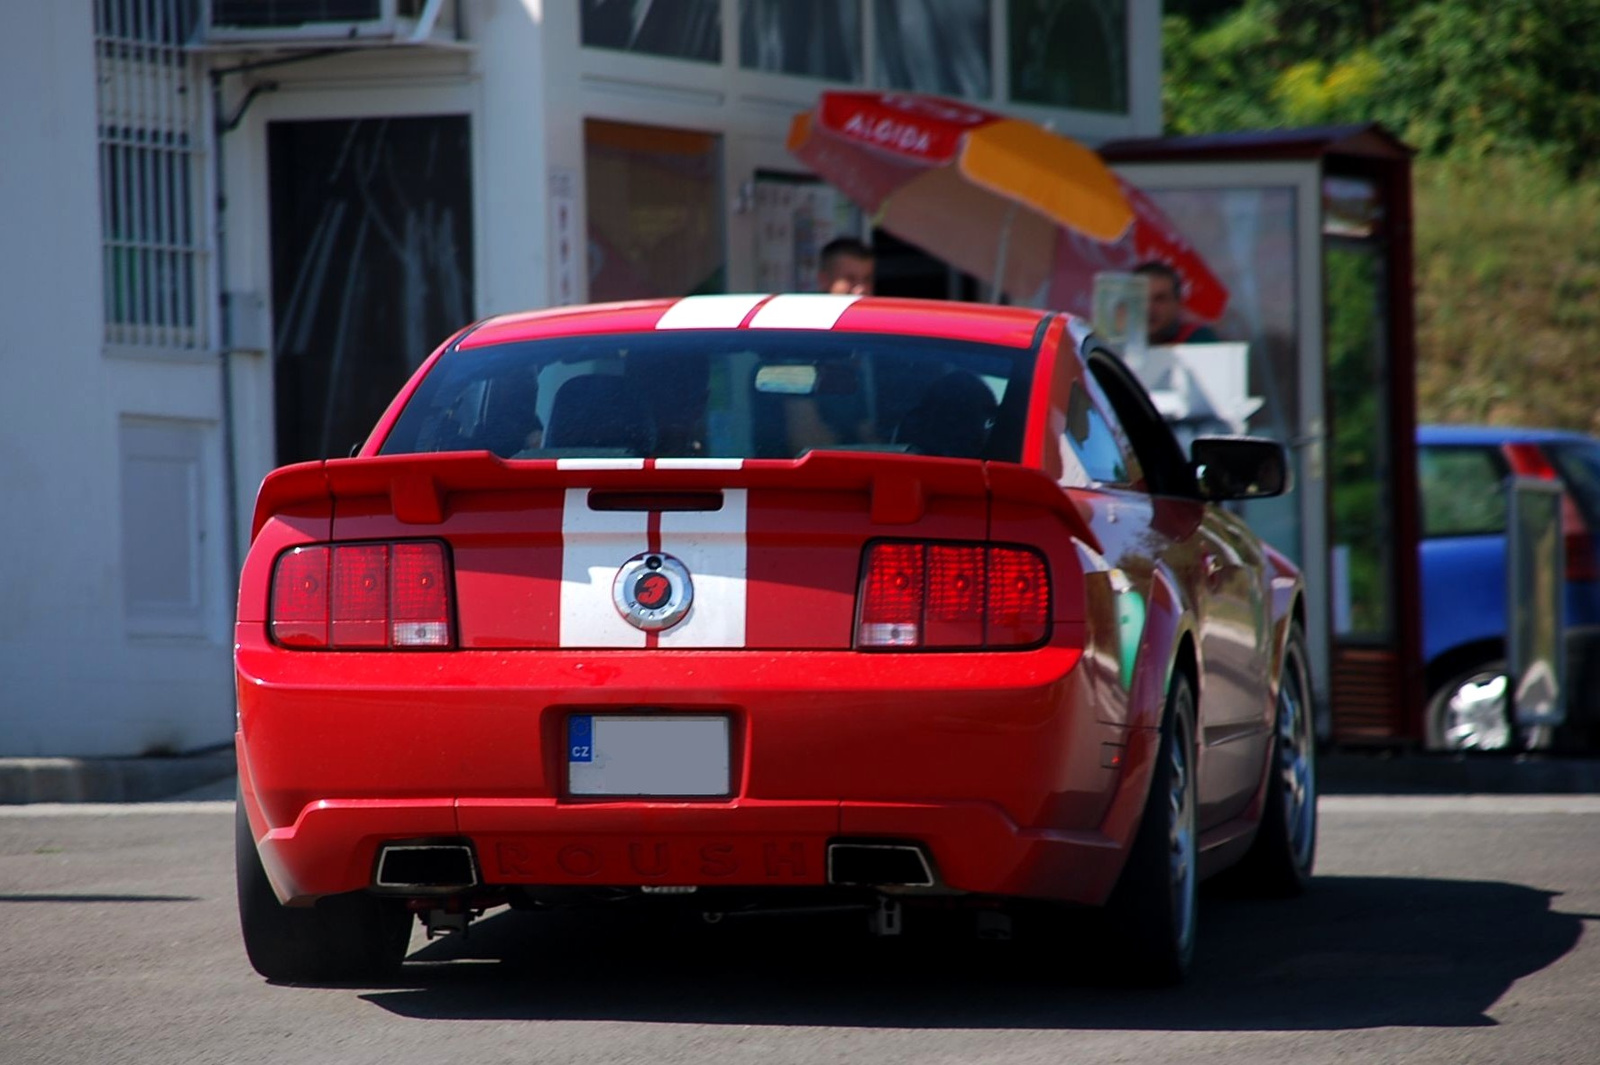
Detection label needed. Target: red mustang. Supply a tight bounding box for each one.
[235,295,1315,985]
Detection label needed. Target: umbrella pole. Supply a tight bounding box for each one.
[989,202,1018,303]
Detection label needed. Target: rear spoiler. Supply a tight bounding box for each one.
[252,450,1098,550]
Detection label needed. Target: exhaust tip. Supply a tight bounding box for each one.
[374,842,479,893]
[827,841,935,888]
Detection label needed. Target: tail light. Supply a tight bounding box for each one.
[270,541,453,650]
[1503,443,1598,581]
[1561,495,1599,581]
[857,542,1049,649]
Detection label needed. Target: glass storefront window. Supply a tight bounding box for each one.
[1326,234,1394,642]
[1008,0,1129,113]
[1133,185,1302,562]
[584,120,726,303]
[872,0,992,99]
[740,0,862,81]
[581,0,721,63]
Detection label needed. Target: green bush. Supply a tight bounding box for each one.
[1415,158,1600,431]
[1163,1,1600,431]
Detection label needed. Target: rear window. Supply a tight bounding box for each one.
[1418,444,1507,537]
[1546,440,1600,522]
[379,330,1034,462]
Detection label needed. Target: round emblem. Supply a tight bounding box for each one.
[613,553,693,631]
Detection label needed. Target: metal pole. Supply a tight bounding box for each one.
[209,69,243,584]
[991,202,1017,303]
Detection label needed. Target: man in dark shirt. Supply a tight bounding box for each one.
[1137,260,1219,344]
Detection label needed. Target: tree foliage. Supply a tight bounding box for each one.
[1164,0,1600,178]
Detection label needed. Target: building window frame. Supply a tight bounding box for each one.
[95,0,212,356]
[571,1,1156,137]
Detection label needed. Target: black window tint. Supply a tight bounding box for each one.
[380,330,1031,462]
[1088,352,1194,497]
[1419,445,1506,537]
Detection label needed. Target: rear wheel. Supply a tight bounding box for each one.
[1425,659,1552,752]
[1426,659,1512,751]
[235,794,412,982]
[1229,623,1316,895]
[1102,672,1198,986]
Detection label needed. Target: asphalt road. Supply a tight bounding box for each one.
[3,794,1599,1065]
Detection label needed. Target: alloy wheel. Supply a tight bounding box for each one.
[1167,697,1198,955]
[1276,644,1317,869]
[1441,670,1511,751]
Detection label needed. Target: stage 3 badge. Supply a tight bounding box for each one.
[613,553,693,631]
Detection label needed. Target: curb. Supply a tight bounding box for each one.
[0,748,236,804]
[1319,750,1600,795]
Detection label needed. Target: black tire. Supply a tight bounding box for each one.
[1425,658,1556,753]
[1229,623,1317,896]
[235,793,412,982]
[1425,659,1512,752]
[1102,671,1199,986]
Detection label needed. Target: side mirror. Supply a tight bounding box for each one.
[1191,436,1290,500]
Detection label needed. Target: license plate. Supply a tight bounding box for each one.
[567,714,731,797]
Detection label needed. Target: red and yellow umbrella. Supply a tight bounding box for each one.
[790,91,1229,323]
[788,91,1134,299]
[1045,177,1232,322]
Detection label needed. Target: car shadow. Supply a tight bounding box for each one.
[359,875,1585,1031]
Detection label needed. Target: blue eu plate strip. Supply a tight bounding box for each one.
[568,714,594,762]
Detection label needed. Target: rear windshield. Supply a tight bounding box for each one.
[379,330,1036,462]
[1418,444,1508,537]
[1546,440,1600,522]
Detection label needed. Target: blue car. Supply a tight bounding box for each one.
[1418,425,1600,751]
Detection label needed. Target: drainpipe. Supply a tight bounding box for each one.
[207,49,353,579]
[209,72,268,583]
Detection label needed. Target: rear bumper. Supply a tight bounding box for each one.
[236,634,1155,907]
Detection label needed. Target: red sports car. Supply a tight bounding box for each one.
[235,294,1315,985]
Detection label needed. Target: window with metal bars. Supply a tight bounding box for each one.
[95,0,208,351]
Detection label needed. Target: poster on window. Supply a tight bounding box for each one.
[754,177,862,292]
[1508,476,1566,729]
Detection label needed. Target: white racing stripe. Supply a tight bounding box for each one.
[655,458,744,470]
[655,294,768,330]
[558,487,749,648]
[560,488,649,647]
[748,293,861,329]
[658,489,747,648]
[556,458,646,471]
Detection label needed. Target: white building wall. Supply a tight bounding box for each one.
[2,0,1162,757]
[0,2,233,756]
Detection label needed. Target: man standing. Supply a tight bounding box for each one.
[816,236,875,295]
[1137,260,1219,344]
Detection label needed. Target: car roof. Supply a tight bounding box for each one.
[1417,423,1599,447]
[457,295,1060,352]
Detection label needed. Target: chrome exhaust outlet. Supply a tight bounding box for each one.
[827,842,935,888]
[373,843,479,893]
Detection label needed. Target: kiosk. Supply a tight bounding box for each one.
[1100,125,1423,745]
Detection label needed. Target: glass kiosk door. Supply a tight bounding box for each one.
[1108,159,1337,732]
[1106,127,1425,745]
